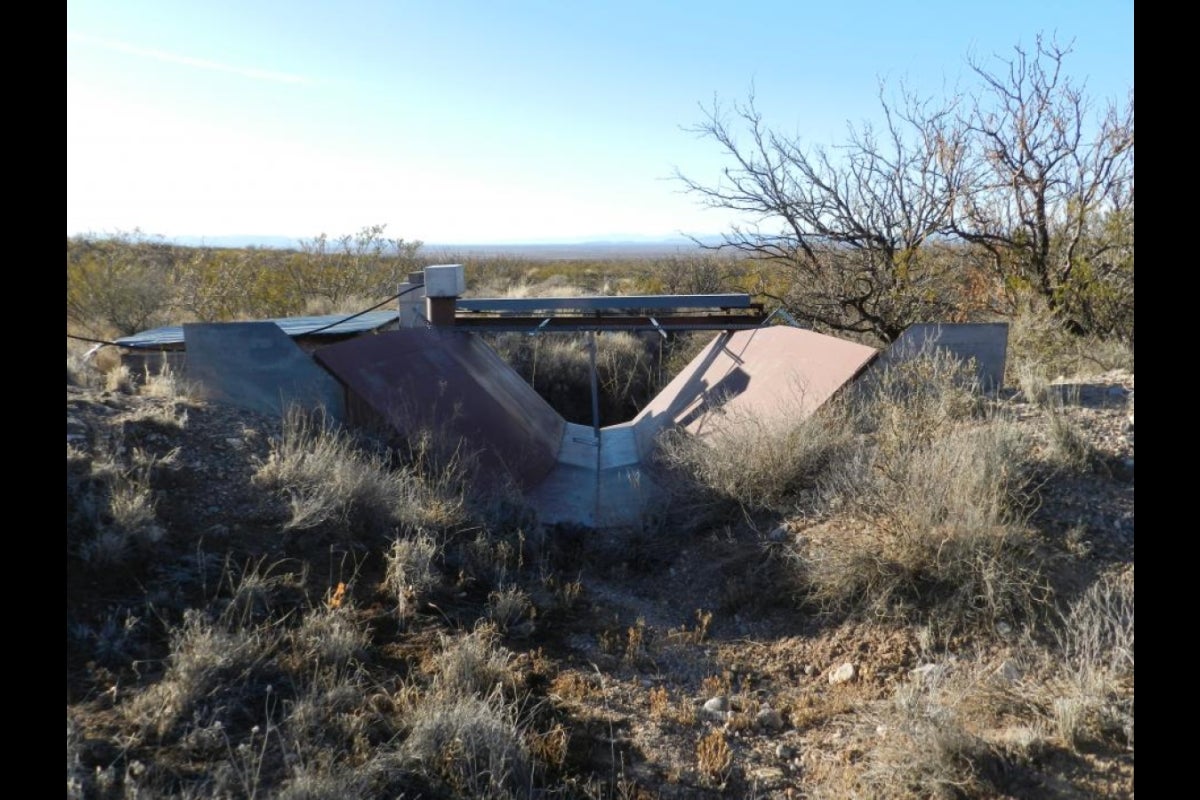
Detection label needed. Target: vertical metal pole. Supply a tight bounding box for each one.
[589,330,601,440]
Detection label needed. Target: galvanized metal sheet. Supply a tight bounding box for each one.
[872,323,1009,392]
[183,322,345,419]
[632,326,879,456]
[313,330,565,490]
[116,311,398,348]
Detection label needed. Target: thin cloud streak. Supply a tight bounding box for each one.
[68,31,317,86]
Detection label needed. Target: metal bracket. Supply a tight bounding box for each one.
[527,317,552,337]
[647,316,669,339]
[761,308,806,329]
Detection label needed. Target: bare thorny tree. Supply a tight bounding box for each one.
[954,35,1134,339]
[677,34,1133,344]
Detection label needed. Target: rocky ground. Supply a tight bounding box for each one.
[66,363,1133,799]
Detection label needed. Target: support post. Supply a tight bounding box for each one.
[589,330,601,440]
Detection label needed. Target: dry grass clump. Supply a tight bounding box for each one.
[856,676,1001,799]
[69,440,172,566]
[657,393,858,515]
[127,608,282,740]
[384,531,444,622]
[254,409,464,537]
[398,626,533,797]
[1050,568,1134,751]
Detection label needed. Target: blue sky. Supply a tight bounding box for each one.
[67,0,1133,245]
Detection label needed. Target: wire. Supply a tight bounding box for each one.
[66,333,121,347]
[66,283,427,348]
[303,283,424,336]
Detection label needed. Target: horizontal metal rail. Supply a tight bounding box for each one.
[456,293,754,313]
[452,313,770,332]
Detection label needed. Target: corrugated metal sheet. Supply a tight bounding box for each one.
[115,311,399,348]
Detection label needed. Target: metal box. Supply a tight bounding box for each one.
[424,264,466,298]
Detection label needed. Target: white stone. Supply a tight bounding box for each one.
[828,663,857,684]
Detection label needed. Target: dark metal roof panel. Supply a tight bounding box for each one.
[115,311,399,348]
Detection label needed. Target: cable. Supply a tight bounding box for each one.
[66,333,121,347]
[302,283,424,336]
[66,283,427,348]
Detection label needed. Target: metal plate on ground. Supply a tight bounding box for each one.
[871,323,1009,392]
[183,322,345,419]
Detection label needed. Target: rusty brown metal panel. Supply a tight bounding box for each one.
[632,326,878,456]
[313,330,565,490]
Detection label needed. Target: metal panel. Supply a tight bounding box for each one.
[456,294,754,313]
[116,311,398,349]
[872,323,1009,392]
[632,327,878,457]
[313,330,565,490]
[183,322,345,419]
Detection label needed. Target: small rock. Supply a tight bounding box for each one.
[828,663,857,685]
[996,621,1013,637]
[803,664,817,677]
[775,743,795,760]
[875,724,889,738]
[993,660,1021,684]
[756,707,784,731]
[749,766,785,785]
[768,526,789,543]
[225,437,245,449]
[703,695,730,712]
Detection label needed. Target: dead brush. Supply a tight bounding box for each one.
[695,729,733,786]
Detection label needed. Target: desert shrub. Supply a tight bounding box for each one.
[786,352,1050,632]
[857,677,1003,799]
[66,233,178,335]
[1006,302,1133,386]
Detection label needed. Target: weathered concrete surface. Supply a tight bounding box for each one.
[871,323,1010,392]
[183,322,345,419]
[314,330,566,490]
[631,326,879,457]
[526,423,659,528]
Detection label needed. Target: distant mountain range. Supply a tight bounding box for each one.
[158,235,725,260]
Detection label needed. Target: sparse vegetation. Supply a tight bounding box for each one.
[67,38,1131,789]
